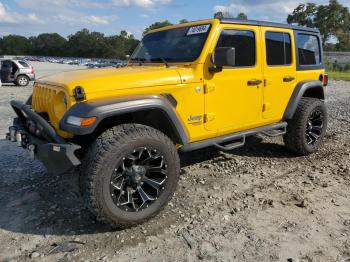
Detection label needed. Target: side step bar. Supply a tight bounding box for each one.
[181,122,287,152]
[262,125,287,137]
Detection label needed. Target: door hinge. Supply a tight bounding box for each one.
[204,113,216,123]
[204,84,215,94]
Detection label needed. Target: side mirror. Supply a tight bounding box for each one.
[209,47,236,73]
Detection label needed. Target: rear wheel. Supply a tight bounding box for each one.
[284,97,327,155]
[80,124,180,228]
[16,75,29,86]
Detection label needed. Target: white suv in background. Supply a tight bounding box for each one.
[0,59,35,86]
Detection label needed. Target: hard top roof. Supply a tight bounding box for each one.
[220,18,319,33]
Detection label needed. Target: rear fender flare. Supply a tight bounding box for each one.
[283,80,325,120]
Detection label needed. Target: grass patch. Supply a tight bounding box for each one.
[327,71,350,81]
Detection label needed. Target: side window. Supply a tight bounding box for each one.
[297,34,321,65]
[18,61,29,67]
[265,32,292,66]
[216,29,256,67]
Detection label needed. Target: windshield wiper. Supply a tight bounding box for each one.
[130,57,146,66]
[130,57,171,67]
[151,57,170,68]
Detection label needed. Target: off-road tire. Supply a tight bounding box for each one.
[80,124,180,228]
[284,97,327,155]
[16,75,30,86]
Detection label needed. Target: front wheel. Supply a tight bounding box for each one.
[284,97,327,155]
[80,124,180,228]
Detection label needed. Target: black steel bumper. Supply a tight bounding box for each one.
[7,100,81,175]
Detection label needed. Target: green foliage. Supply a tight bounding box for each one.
[29,33,67,56]
[287,3,317,28]
[0,35,31,55]
[214,11,224,19]
[236,13,248,20]
[344,64,350,72]
[287,0,350,50]
[328,70,350,81]
[214,11,248,20]
[143,20,173,35]
[179,19,189,24]
[0,29,139,59]
[332,60,340,71]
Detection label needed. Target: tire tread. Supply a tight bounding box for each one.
[80,124,180,228]
[284,97,327,155]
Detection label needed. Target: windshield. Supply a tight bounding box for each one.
[131,24,211,63]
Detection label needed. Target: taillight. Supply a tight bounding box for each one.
[322,74,328,86]
[31,67,35,74]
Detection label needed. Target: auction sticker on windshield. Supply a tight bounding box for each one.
[187,24,210,36]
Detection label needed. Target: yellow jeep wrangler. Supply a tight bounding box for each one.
[7,18,328,227]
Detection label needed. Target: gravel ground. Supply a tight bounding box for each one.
[0,63,349,262]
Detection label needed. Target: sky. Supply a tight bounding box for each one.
[0,0,349,39]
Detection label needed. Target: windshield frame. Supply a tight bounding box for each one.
[130,22,214,65]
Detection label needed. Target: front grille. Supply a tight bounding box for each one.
[32,83,56,115]
[32,83,66,129]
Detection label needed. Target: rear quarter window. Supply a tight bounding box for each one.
[18,61,30,67]
[296,34,321,66]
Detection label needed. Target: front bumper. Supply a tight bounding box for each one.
[7,100,81,175]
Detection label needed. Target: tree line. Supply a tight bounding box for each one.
[0,0,349,58]
[287,0,350,51]
[0,29,139,59]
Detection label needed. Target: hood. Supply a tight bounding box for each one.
[37,66,184,96]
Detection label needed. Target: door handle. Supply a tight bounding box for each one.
[283,76,295,82]
[247,79,262,86]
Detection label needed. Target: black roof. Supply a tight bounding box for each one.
[220,18,319,33]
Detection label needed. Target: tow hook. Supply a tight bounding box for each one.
[6,126,25,147]
[28,144,36,160]
[16,132,22,147]
[9,126,16,142]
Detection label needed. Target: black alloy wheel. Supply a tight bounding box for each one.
[110,147,168,212]
[80,124,180,228]
[305,109,324,145]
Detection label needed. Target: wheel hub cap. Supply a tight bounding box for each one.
[128,165,146,184]
[109,147,168,212]
[305,110,324,145]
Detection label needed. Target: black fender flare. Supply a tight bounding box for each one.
[283,80,325,120]
[59,95,189,145]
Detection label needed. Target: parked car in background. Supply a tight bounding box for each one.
[0,59,35,86]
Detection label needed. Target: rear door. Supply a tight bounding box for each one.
[261,27,297,121]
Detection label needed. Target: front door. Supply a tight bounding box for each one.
[261,27,297,120]
[204,26,263,133]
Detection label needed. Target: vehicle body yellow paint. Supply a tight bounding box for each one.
[32,19,324,143]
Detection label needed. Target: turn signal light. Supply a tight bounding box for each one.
[67,116,97,127]
[80,117,97,126]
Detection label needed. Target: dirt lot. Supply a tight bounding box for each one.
[0,63,349,262]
